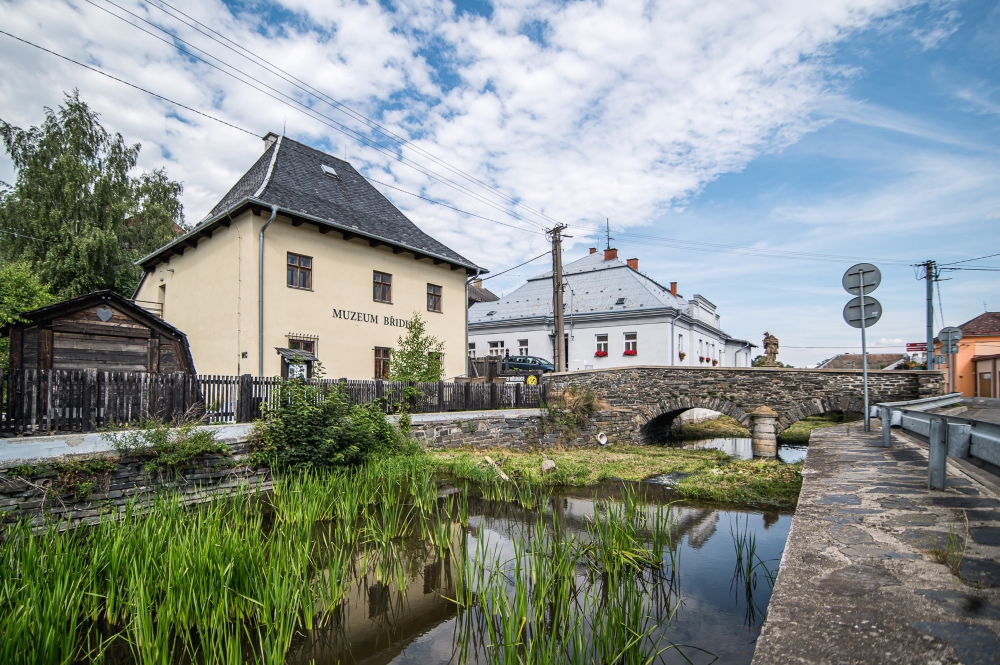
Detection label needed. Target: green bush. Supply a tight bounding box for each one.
[251,379,405,470]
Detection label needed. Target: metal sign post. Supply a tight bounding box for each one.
[843,263,882,432]
[938,326,963,393]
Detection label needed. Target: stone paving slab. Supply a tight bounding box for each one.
[753,423,1000,665]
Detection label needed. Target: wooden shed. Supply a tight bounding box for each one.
[2,290,196,374]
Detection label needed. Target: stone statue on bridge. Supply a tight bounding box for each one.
[763,331,780,367]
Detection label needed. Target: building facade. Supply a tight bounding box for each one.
[134,134,481,379]
[468,248,753,371]
[935,312,1000,396]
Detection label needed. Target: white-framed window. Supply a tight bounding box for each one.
[518,339,529,355]
[698,339,703,355]
[624,332,637,353]
[468,342,476,358]
[488,341,504,356]
[678,334,684,357]
[596,334,609,354]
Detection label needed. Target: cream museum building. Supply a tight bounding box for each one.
[134,134,482,379]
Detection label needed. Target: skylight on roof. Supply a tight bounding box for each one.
[616,297,626,305]
[321,164,338,177]
[487,311,496,316]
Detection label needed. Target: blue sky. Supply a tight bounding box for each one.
[0,0,997,367]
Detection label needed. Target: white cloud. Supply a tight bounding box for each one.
[0,0,921,260]
[5,0,993,369]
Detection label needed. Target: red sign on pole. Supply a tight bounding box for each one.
[906,342,927,352]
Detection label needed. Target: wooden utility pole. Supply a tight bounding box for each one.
[548,224,568,372]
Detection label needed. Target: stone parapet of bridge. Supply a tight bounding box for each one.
[545,366,945,449]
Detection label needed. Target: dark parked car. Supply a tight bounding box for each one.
[504,356,555,373]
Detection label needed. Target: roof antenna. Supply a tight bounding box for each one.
[605,218,613,250]
[283,116,286,136]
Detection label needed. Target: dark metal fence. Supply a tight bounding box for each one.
[0,369,547,435]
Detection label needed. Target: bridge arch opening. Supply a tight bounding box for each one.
[640,408,694,443]
[637,399,750,444]
[774,398,865,435]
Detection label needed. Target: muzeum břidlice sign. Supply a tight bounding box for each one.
[332,308,410,328]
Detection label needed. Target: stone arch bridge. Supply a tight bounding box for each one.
[544,366,944,455]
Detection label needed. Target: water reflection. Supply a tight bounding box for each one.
[679,437,808,464]
[283,485,791,665]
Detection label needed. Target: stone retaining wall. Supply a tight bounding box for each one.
[403,409,634,449]
[0,426,268,529]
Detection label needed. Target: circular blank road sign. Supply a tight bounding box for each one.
[843,296,883,329]
[843,263,882,296]
[938,326,963,344]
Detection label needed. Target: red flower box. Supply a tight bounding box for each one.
[623,349,637,356]
[594,350,608,357]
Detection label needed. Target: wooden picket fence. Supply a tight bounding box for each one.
[0,369,548,435]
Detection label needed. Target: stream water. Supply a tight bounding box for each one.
[680,437,808,464]
[282,482,794,665]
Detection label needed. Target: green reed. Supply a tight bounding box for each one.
[730,514,778,628]
[452,486,701,665]
[0,455,456,665]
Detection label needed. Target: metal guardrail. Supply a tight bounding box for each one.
[876,394,1000,489]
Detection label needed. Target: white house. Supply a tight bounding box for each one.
[468,248,754,370]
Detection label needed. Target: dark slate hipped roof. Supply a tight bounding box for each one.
[469,283,500,303]
[139,136,481,272]
[959,312,1000,336]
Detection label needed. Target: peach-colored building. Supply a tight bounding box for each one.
[935,312,1000,397]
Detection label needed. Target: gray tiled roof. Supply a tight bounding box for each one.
[470,252,689,324]
[141,137,480,270]
[240,138,477,266]
[469,283,500,303]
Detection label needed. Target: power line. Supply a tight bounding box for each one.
[0,30,259,137]
[363,177,544,235]
[0,28,543,240]
[940,266,1000,272]
[481,251,552,282]
[79,0,538,231]
[0,228,48,242]
[940,252,1000,266]
[144,0,564,230]
[88,0,552,232]
[573,227,916,265]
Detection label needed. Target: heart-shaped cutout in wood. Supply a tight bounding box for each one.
[96,307,114,322]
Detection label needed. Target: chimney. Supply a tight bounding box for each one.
[263,132,279,150]
[589,247,597,254]
[604,248,618,261]
[626,258,638,271]
[670,282,678,296]
[473,278,483,288]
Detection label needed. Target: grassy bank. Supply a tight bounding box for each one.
[777,412,860,444]
[429,446,802,508]
[670,415,750,441]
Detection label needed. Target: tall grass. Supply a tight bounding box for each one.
[2,458,709,664]
[451,483,707,664]
[730,515,778,628]
[0,456,449,664]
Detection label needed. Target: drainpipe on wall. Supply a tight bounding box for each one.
[465,269,482,377]
[670,313,676,366]
[258,205,278,377]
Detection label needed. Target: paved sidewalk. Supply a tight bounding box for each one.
[753,423,1000,665]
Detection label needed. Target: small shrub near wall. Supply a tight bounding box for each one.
[541,385,603,443]
[250,375,407,470]
[108,421,231,477]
